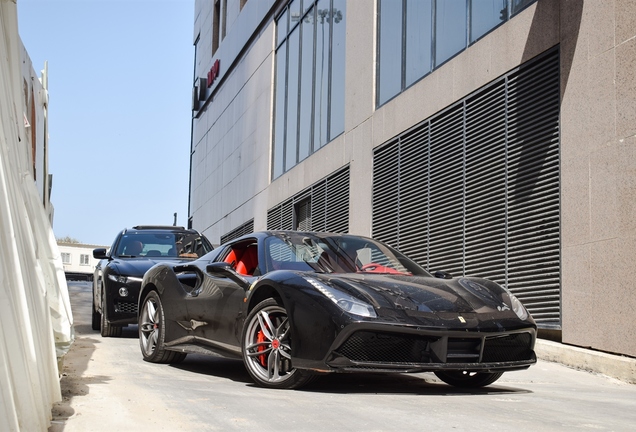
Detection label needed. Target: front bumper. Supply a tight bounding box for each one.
[295,323,537,373]
[105,281,141,325]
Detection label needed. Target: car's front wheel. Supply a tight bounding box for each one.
[100,295,122,337]
[91,302,101,331]
[91,284,101,331]
[139,290,186,364]
[242,298,315,389]
[434,371,504,388]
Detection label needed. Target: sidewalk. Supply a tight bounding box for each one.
[535,339,636,384]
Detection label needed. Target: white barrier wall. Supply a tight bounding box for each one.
[0,1,74,430]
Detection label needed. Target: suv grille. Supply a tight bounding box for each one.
[114,300,137,314]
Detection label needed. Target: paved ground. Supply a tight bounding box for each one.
[49,281,636,432]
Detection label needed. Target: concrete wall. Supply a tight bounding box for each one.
[559,0,636,357]
[190,0,636,358]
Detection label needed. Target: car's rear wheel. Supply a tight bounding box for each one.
[100,296,122,337]
[139,290,186,364]
[434,371,504,388]
[242,298,315,389]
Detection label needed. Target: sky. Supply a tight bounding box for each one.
[16,0,196,246]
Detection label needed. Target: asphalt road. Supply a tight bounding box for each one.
[50,281,636,432]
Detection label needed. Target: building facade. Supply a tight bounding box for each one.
[189,0,636,358]
[57,242,106,280]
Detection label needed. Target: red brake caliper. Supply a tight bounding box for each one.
[257,330,267,366]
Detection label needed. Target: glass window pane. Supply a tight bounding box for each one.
[289,0,302,30]
[405,0,432,87]
[329,0,346,139]
[314,0,330,149]
[285,28,300,171]
[273,44,287,178]
[435,0,467,67]
[277,10,288,46]
[377,0,403,106]
[511,0,535,15]
[471,0,507,42]
[298,10,315,161]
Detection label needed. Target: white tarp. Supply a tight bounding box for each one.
[0,1,74,430]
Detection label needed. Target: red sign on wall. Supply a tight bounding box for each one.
[207,59,221,88]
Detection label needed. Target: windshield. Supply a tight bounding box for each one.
[264,233,430,276]
[115,232,212,258]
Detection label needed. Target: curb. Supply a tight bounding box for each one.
[535,339,636,384]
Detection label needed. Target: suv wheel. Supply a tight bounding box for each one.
[100,296,122,337]
[91,284,101,331]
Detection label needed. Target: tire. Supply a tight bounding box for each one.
[100,295,122,337]
[139,291,187,364]
[434,371,504,388]
[241,298,315,389]
[91,302,101,331]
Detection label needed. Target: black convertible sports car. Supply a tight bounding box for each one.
[138,230,536,389]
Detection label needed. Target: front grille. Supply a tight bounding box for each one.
[114,300,137,314]
[335,331,534,365]
[336,332,437,363]
[482,333,533,362]
[446,338,481,362]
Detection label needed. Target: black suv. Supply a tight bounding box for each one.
[92,225,213,337]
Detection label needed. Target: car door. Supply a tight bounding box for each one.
[184,240,259,350]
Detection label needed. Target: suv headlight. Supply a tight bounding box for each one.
[304,277,376,318]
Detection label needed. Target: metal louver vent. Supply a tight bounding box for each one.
[372,47,561,328]
[267,166,350,233]
[220,219,255,244]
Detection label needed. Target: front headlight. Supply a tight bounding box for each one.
[506,292,529,321]
[304,277,377,318]
[108,274,143,285]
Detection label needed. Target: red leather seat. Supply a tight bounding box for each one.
[236,246,258,275]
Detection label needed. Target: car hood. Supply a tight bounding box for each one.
[312,273,512,316]
[110,257,195,278]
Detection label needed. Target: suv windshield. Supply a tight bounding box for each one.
[115,231,212,258]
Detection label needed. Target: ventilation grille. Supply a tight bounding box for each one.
[372,47,560,327]
[267,166,349,233]
[220,219,255,244]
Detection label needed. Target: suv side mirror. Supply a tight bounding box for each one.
[93,248,108,259]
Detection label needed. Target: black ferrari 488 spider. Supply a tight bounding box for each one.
[138,230,536,389]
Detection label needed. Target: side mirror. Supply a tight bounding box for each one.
[93,248,108,259]
[206,262,250,289]
[433,270,453,279]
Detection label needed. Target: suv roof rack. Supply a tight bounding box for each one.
[132,225,186,230]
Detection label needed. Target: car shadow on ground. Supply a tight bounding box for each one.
[170,355,532,396]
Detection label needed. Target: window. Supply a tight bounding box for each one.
[61,253,71,264]
[471,0,508,42]
[376,0,537,107]
[273,0,347,178]
[294,198,311,230]
[435,0,467,66]
[80,254,90,266]
[213,0,220,55]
